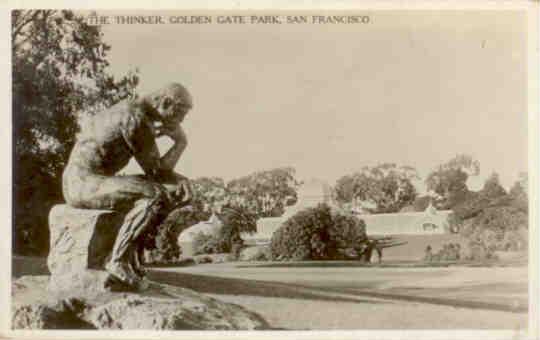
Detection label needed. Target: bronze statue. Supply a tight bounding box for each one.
[62,82,193,288]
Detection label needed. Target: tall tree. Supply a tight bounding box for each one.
[226,167,300,218]
[509,172,528,213]
[12,10,139,255]
[425,154,480,209]
[482,172,507,200]
[334,163,419,214]
[191,177,228,212]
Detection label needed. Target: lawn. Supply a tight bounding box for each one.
[149,261,528,329]
[12,255,529,330]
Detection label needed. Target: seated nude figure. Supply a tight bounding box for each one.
[63,82,193,288]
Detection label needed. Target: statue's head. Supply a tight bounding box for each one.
[146,82,193,125]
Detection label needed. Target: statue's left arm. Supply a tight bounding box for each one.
[158,123,188,171]
[155,123,192,204]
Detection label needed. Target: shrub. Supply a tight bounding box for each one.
[466,206,528,252]
[192,231,225,255]
[465,238,498,261]
[270,203,367,261]
[239,245,271,261]
[191,206,257,256]
[142,206,203,263]
[425,243,462,262]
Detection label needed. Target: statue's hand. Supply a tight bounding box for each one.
[173,176,192,206]
[151,182,174,206]
[157,123,187,145]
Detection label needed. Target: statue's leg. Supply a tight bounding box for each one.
[65,173,170,286]
[109,196,166,262]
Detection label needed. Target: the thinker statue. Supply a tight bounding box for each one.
[62,82,193,289]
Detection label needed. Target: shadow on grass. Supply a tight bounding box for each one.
[147,270,384,305]
[237,259,527,269]
[292,284,528,314]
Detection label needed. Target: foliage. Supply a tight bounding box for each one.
[464,207,528,251]
[334,163,419,213]
[227,167,300,218]
[453,172,509,221]
[270,203,367,261]
[450,172,528,255]
[424,243,462,262]
[191,177,228,212]
[12,10,138,255]
[425,154,480,209]
[192,206,257,256]
[465,239,498,261]
[508,172,528,213]
[142,206,202,263]
[239,245,271,261]
[192,232,222,255]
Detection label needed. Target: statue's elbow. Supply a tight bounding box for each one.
[178,139,188,150]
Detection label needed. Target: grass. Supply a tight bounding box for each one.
[11,254,528,329]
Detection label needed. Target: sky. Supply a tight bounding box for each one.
[100,10,527,193]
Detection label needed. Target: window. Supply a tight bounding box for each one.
[422,223,438,230]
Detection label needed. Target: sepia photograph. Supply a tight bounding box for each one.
[3,3,539,339]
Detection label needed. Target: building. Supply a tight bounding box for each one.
[242,179,333,244]
[243,178,453,247]
[177,213,223,257]
[357,202,452,236]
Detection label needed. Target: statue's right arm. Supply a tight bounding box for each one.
[122,113,163,179]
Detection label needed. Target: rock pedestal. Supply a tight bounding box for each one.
[12,275,269,330]
[47,204,125,291]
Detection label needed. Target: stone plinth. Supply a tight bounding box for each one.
[47,205,125,287]
[13,275,269,330]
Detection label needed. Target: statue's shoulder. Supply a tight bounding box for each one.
[120,101,153,137]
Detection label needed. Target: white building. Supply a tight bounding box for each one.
[177,213,223,257]
[242,179,453,244]
[242,179,333,244]
[357,202,452,236]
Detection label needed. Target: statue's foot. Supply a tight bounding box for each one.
[129,261,147,278]
[105,260,140,288]
[132,252,147,277]
[133,264,147,277]
[137,277,150,290]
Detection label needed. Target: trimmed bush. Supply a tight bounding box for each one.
[192,231,224,255]
[239,245,271,261]
[463,206,528,253]
[270,203,367,261]
[424,243,462,262]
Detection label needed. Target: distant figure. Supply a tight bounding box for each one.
[424,245,433,262]
[374,246,382,263]
[454,243,461,260]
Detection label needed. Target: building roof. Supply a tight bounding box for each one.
[244,181,453,241]
[358,208,452,236]
[177,213,222,242]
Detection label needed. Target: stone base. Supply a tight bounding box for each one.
[47,269,143,294]
[47,204,125,277]
[13,275,269,330]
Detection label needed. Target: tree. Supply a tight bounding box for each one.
[226,167,300,218]
[451,172,528,254]
[193,206,257,255]
[452,172,506,221]
[482,172,507,199]
[191,176,228,212]
[12,10,139,255]
[509,172,528,213]
[334,163,419,214]
[425,154,480,209]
